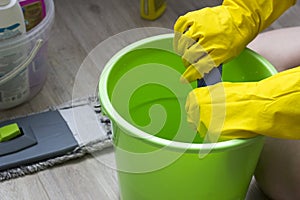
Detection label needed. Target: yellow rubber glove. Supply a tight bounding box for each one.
[174,0,296,83]
[186,66,300,140]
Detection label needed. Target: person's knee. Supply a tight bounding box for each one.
[248,27,300,72]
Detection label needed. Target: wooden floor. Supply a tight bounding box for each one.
[1,0,300,199]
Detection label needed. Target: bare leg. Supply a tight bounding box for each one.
[248,26,300,72]
[254,138,300,200]
[247,27,300,200]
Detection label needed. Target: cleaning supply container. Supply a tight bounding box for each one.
[98,34,277,200]
[0,0,54,109]
[140,0,166,20]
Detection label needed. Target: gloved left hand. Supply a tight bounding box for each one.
[186,66,300,141]
[174,0,296,83]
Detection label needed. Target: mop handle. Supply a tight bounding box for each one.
[197,64,223,87]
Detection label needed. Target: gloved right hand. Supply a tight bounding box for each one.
[186,66,300,141]
[174,0,296,83]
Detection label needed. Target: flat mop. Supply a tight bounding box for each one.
[0,96,113,181]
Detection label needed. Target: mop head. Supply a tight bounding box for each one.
[0,96,113,181]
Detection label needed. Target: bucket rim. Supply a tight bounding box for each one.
[99,33,268,152]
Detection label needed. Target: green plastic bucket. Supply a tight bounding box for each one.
[98,34,277,200]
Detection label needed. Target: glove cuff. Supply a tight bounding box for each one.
[223,0,296,44]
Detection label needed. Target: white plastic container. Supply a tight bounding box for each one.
[0,0,26,41]
[0,0,54,109]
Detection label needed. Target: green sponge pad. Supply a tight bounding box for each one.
[0,123,21,142]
